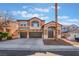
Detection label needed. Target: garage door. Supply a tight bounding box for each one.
[29,32,42,38]
[20,32,27,38]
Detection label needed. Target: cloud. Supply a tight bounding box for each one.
[40,16,48,19]
[22,6,27,9]
[58,16,69,19]
[49,5,60,10]
[11,11,17,16]
[20,11,27,18]
[11,10,48,19]
[11,11,49,20]
[57,15,79,26]
[26,13,39,18]
[59,17,79,26]
[34,5,60,13]
[34,8,49,12]
[11,10,28,17]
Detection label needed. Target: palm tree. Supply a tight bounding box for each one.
[55,3,58,40]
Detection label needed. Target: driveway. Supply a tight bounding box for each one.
[0,38,44,50]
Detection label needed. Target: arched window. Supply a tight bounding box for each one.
[32,21,39,27]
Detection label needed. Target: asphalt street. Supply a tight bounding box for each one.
[0,50,79,56]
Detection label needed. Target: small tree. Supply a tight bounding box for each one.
[0,10,15,32]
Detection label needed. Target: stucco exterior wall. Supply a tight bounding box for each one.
[43,22,61,39]
[29,17,44,29]
[17,17,45,39]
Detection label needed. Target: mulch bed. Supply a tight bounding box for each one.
[43,39,72,45]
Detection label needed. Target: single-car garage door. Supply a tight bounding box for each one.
[29,32,42,38]
[20,32,27,38]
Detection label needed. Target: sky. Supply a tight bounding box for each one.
[0,3,79,26]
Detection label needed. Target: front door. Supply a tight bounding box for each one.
[20,32,27,38]
[48,27,54,38]
[48,31,53,38]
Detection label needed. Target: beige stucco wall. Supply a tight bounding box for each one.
[9,22,19,38]
[43,22,61,39]
[29,18,44,29]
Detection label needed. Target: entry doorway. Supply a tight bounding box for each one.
[48,27,54,38]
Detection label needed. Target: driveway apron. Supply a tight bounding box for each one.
[0,38,44,50]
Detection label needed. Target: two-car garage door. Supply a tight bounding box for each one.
[29,32,42,38]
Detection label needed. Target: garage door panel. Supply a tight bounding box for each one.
[20,32,27,38]
[29,32,42,38]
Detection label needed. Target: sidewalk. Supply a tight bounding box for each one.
[0,44,79,51]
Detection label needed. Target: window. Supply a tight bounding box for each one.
[32,21,39,27]
[20,22,27,26]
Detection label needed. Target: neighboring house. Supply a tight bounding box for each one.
[67,28,79,40]
[62,24,78,33]
[61,25,70,33]
[0,17,62,39]
[62,24,79,40]
[61,25,70,38]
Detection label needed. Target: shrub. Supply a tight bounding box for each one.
[0,32,10,41]
[0,32,3,41]
[2,32,9,38]
[7,36,12,40]
[0,36,2,41]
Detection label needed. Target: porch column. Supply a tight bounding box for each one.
[18,32,20,38]
[3,27,6,32]
[27,31,29,39]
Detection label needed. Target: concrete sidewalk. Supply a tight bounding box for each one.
[0,44,79,51]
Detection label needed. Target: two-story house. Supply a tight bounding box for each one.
[16,17,61,39]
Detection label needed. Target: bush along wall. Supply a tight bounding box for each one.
[0,32,12,41]
[0,32,3,41]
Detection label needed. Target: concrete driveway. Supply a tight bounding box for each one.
[0,38,44,45]
[0,38,44,50]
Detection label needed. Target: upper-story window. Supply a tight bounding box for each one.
[32,21,39,27]
[20,22,27,26]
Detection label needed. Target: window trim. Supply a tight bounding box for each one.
[20,22,27,26]
[32,21,39,27]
